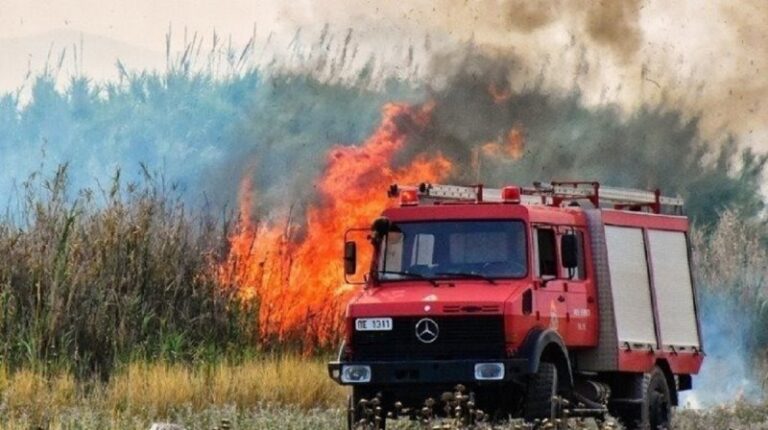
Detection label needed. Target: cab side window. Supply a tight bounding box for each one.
[535,228,557,277]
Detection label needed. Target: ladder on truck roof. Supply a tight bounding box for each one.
[388,181,685,214]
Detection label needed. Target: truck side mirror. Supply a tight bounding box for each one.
[561,234,578,269]
[344,241,357,275]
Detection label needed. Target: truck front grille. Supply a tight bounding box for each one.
[351,316,505,361]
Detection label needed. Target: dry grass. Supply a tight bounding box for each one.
[0,356,345,428]
[1,368,75,410]
[106,356,344,414]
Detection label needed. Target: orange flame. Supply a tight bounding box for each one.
[219,102,452,348]
[480,127,526,161]
[488,82,512,104]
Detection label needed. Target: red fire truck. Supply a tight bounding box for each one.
[329,182,703,429]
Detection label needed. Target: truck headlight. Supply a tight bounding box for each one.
[474,363,505,381]
[341,365,371,383]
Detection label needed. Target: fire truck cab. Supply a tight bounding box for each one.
[329,182,703,429]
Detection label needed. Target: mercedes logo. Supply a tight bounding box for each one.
[415,318,439,344]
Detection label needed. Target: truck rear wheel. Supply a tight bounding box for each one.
[641,367,672,430]
[523,362,559,421]
[614,366,673,430]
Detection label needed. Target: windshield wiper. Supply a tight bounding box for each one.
[434,271,497,285]
[378,270,438,287]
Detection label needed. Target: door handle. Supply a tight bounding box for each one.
[557,295,566,303]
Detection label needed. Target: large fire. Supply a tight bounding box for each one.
[219,102,452,347]
[481,127,525,160]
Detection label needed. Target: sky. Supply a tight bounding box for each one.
[0,0,766,149]
[0,0,281,49]
[0,0,285,90]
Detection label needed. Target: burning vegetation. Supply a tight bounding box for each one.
[219,102,452,346]
[215,53,767,356]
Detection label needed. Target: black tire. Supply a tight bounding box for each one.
[616,367,673,430]
[524,362,559,421]
[641,367,673,430]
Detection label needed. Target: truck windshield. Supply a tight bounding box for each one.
[377,220,527,281]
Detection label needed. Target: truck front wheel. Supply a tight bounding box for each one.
[523,362,559,421]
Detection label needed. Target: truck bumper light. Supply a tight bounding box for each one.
[341,365,372,383]
[474,363,505,381]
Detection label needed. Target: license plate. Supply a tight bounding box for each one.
[355,318,393,331]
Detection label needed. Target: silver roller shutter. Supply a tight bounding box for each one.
[605,226,657,346]
[647,230,700,348]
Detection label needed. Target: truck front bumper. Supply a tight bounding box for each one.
[328,358,529,385]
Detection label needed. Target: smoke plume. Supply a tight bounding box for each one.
[278,0,768,148]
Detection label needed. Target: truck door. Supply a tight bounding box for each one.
[558,228,596,346]
[532,227,568,335]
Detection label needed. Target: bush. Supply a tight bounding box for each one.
[0,165,258,378]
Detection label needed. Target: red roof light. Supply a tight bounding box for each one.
[502,186,521,204]
[400,188,419,206]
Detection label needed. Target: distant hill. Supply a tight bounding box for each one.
[0,29,164,93]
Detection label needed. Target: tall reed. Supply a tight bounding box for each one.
[0,165,258,378]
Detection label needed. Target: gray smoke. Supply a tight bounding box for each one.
[683,212,768,406]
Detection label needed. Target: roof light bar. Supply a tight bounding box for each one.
[501,186,521,204]
[389,182,684,214]
[399,187,419,206]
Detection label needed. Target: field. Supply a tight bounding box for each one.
[0,357,766,429]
